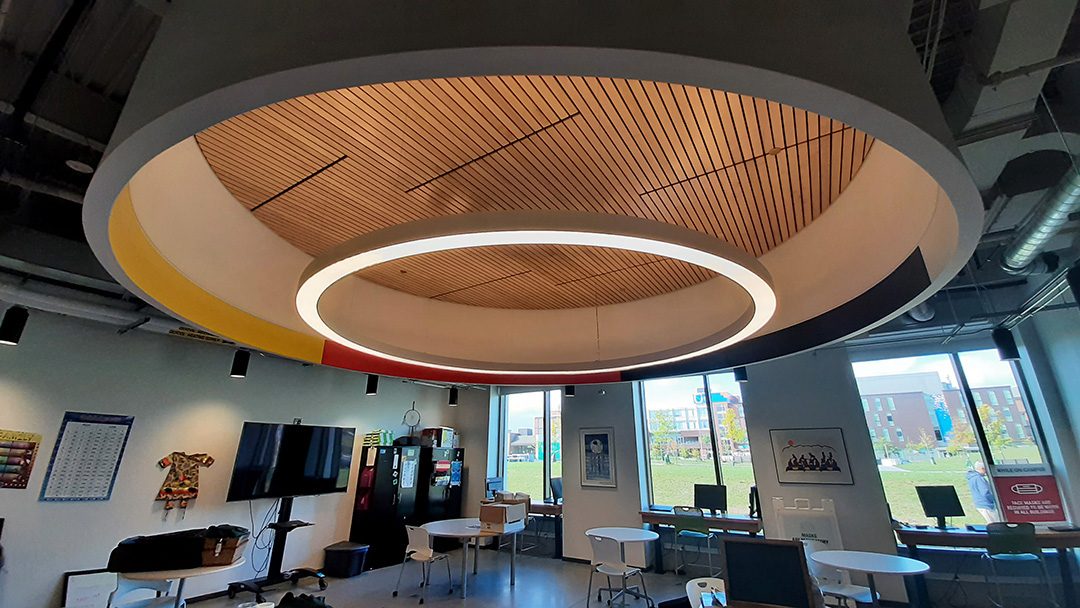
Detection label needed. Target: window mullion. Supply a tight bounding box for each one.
[950,352,996,466]
[542,390,552,502]
[702,374,724,485]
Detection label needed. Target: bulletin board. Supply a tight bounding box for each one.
[40,412,134,502]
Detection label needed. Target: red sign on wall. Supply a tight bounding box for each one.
[992,475,1066,522]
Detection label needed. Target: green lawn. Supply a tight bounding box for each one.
[506,448,1036,526]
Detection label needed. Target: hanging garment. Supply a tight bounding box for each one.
[156,451,214,510]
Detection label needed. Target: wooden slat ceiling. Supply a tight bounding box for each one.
[196,75,874,310]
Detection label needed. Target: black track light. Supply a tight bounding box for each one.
[992,328,1021,361]
[564,385,575,398]
[733,366,749,383]
[0,306,29,346]
[448,386,459,406]
[230,350,251,378]
[366,374,380,396]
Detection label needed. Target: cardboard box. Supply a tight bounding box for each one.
[493,491,530,505]
[479,501,527,533]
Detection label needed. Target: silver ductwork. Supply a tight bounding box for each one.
[1000,165,1080,274]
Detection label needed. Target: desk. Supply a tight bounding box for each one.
[122,558,245,608]
[811,550,928,608]
[423,518,523,599]
[640,511,763,574]
[896,526,1080,608]
[482,500,564,558]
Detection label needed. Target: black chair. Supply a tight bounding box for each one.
[550,477,563,504]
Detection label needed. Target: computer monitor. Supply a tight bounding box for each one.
[722,537,814,608]
[916,485,965,529]
[748,485,761,518]
[550,477,563,503]
[485,477,504,499]
[694,484,727,514]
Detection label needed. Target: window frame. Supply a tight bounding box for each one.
[639,372,750,511]
[499,388,562,503]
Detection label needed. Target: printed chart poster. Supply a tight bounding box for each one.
[0,428,42,489]
[993,475,1066,523]
[40,412,134,502]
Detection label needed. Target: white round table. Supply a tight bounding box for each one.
[585,527,660,606]
[810,550,929,608]
[121,558,246,608]
[422,517,523,599]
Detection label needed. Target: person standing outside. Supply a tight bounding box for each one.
[967,461,996,522]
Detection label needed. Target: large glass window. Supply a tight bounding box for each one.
[852,349,1050,526]
[957,350,1044,465]
[641,373,753,512]
[502,389,562,501]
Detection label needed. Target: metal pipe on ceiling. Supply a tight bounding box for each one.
[1000,163,1080,274]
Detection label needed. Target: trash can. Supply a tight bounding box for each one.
[323,541,369,578]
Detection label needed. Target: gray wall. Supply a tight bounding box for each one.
[0,312,488,607]
[742,348,905,601]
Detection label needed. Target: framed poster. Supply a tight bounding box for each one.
[63,569,116,608]
[580,427,616,488]
[0,428,42,489]
[40,412,134,502]
[770,427,853,485]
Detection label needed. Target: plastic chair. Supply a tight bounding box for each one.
[685,577,725,608]
[586,534,654,608]
[673,506,720,576]
[983,522,1058,608]
[801,540,874,607]
[107,576,181,608]
[393,526,452,605]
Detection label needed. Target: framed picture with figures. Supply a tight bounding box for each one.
[580,427,616,488]
[770,427,854,485]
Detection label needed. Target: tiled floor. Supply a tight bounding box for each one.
[197,550,691,608]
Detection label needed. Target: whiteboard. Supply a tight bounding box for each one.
[63,570,116,608]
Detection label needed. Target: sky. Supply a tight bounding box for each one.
[851,348,1018,389]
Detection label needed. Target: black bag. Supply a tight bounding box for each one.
[107,528,206,572]
[277,592,331,608]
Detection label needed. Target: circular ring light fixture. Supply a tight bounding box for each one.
[297,213,776,375]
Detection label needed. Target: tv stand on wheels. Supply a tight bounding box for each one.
[227,496,327,602]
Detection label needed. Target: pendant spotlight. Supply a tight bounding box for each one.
[230,349,251,378]
[366,374,380,396]
[448,386,459,407]
[733,366,749,383]
[564,385,575,398]
[0,306,29,346]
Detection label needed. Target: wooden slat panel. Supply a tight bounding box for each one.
[197,75,874,310]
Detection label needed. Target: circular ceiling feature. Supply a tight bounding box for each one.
[81,1,983,384]
[296,212,776,375]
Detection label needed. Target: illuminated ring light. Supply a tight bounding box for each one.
[297,212,776,375]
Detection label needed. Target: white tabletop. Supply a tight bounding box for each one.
[811,550,929,575]
[585,527,660,543]
[423,517,523,538]
[122,557,246,581]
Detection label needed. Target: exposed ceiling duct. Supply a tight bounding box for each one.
[1000,163,1080,273]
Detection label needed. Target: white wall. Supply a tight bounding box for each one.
[742,349,905,601]
[0,311,488,607]
[559,382,649,566]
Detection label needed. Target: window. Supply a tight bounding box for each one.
[873,413,881,426]
[875,398,883,411]
[886,414,895,426]
[502,389,563,501]
[869,428,877,439]
[958,350,1044,465]
[852,354,979,525]
[887,397,896,411]
[641,372,754,512]
[853,349,1052,526]
[862,398,869,413]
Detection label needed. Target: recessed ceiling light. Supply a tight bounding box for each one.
[65,159,95,174]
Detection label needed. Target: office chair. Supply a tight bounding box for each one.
[983,522,1057,608]
[393,526,453,605]
[550,477,564,504]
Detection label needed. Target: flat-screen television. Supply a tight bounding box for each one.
[226,422,355,501]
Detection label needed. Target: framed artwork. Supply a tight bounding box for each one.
[580,427,616,488]
[770,427,853,485]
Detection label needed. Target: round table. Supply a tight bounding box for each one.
[585,527,660,606]
[122,558,246,608]
[810,550,929,608]
[422,517,524,599]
